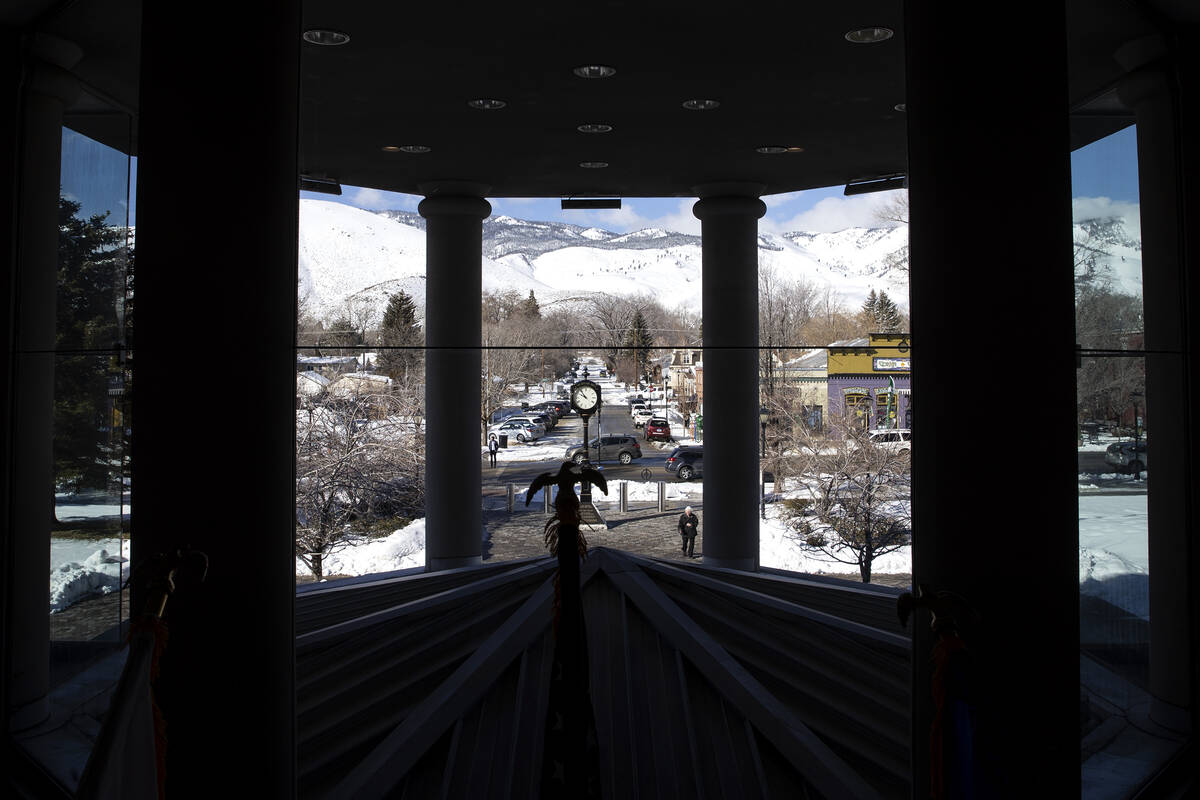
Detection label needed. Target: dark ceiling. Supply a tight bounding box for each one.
[6,0,1192,200]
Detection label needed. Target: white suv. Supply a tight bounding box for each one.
[862,428,912,455]
[632,408,656,428]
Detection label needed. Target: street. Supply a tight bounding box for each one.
[485,405,684,489]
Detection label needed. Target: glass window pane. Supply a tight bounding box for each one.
[52,125,133,655]
[1073,123,1186,795]
[295,189,427,582]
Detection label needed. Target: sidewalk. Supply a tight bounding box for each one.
[483,500,704,563]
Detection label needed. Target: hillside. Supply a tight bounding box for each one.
[298,199,1141,325]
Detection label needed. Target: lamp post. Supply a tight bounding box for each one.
[1130,390,1144,479]
[760,406,769,519]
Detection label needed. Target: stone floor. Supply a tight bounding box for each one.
[483,499,709,563]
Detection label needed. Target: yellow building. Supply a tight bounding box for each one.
[827,332,911,430]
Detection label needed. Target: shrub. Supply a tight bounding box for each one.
[780,498,812,515]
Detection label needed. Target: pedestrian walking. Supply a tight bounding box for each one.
[489,434,499,468]
[677,506,699,558]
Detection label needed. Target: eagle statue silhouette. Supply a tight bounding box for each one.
[527,461,605,797]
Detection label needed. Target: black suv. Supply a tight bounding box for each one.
[532,400,571,417]
[664,445,703,480]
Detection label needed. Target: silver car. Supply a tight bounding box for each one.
[487,420,541,443]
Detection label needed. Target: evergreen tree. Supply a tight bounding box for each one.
[55,196,130,492]
[321,312,361,353]
[874,290,903,331]
[518,290,541,320]
[377,291,423,382]
[861,289,878,323]
[623,308,654,380]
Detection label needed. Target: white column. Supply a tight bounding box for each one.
[692,185,765,571]
[419,185,490,570]
[9,50,80,732]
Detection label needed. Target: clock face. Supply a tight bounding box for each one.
[572,381,600,412]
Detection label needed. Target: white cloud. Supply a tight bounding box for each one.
[344,186,420,212]
[763,190,906,234]
[559,199,701,236]
[762,190,804,208]
[1072,196,1141,240]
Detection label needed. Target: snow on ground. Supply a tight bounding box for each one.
[49,538,130,613]
[47,401,1151,613]
[295,518,432,578]
[54,490,130,522]
[1078,494,1150,619]
[51,488,1150,615]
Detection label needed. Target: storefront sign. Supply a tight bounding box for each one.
[873,357,911,371]
[842,387,869,396]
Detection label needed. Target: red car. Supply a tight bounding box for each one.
[644,417,672,442]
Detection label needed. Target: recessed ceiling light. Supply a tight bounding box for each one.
[756,146,788,154]
[383,145,430,153]
[894,103,907,112]
[577,123,613,134]
[573,65,617,79]
[468,98,506,110]
[302,29,350,46]
[682,99,720,111]
[579,161,609,169]
[844,27,894,44]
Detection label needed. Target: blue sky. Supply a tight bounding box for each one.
[300,123,1141,235]
[63,122,1139,234]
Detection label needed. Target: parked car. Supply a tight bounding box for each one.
[496,416,546,438]
[507,413,553,431]
[1105,440,1148,473]
[531,400,570,418]
[487,420,541,443]
[564,435,643,465]
[644,417,671,441]
[489,406,527,424]
[664,445,703,480]
[632,408,655,428]
[867,428,911,455]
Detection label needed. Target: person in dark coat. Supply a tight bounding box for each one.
[488,434,499,467]
[677,506,699,557]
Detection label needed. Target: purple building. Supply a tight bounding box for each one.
[826,333,912,431]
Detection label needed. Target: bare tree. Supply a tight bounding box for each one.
[482,291,541,436]
[295,389,425,580]
[803,285,861,345]
[873,191,910,277]
[775,417,911,583]
[873,191,909,226]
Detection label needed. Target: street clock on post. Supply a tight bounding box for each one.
[570,379,601,416]
[570,379,602,499]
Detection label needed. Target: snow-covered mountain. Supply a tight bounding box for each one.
[298,198,1141,324]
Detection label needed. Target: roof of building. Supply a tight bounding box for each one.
[783,349,829,370]
[828,337,871,349]
[298,355,360,366]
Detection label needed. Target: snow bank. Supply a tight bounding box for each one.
[296,519,429,578]
[49,539,130,613]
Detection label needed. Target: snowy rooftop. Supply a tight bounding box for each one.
[783,348,829,369]
[297,355,359,365]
